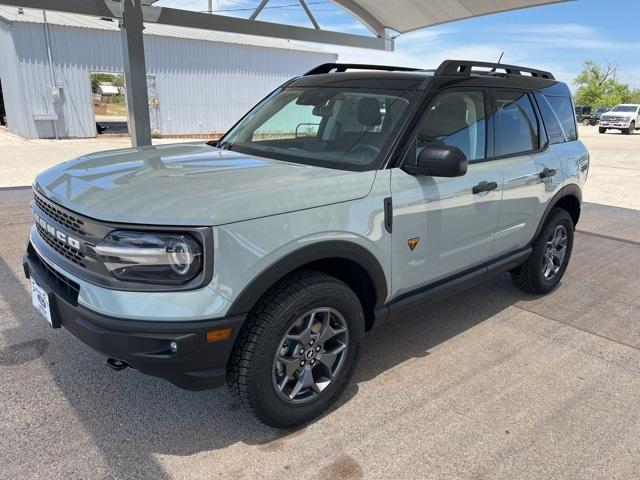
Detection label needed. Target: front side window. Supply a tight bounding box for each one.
[219,87,417,171]
[494,91,539,157]
[414,90,486,162]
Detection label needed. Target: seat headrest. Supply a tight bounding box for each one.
[357,98,382,127]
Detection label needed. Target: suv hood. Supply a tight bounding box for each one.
[602,112,635,118]
[34,143,376,226]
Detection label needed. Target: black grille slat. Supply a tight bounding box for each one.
[30,247,80,305]
[36,223,86,267]
[34,194,85,235]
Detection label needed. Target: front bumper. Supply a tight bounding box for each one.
[23,243,245,390]
[600,120,631,128]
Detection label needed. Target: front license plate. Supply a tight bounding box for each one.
[31,278,54,327]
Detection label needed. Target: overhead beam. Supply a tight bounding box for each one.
[0,0,392,50]
[120,0,151,147]
[144,5,391,50]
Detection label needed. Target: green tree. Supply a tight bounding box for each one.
[573,60,634,108]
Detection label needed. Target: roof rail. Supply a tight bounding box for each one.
[436,60,555,80]
[304,63,423,76]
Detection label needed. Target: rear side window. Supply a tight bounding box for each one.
[539,95,578,143]
[494,91,539,157]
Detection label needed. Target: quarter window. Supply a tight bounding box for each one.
[545,96,577,141]
[494,91,539,157]
[535,93,567,144]
[415,90,486,162]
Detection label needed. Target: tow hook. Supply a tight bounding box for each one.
[106,357,129,371]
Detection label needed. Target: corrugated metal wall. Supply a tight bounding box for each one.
[3,22,336,138]
[0,21,31,137]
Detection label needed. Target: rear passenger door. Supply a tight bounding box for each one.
[490,90,560,256]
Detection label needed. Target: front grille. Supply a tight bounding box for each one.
[36,223,86,267]
[603,116,626,123]
[34,194,86,235]
[29,245,80,305]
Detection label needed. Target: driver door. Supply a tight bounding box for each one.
[390,89,502,298]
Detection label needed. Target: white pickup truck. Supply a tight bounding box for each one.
[599,104,640,135]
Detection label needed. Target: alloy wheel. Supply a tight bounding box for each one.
[272,307,349,404]
[542,224,568,280]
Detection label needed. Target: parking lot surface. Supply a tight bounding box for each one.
[1,127,640,479]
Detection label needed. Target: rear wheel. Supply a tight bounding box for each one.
[227,270,364,428]
[599,127,607,134]
[511,208,574,294]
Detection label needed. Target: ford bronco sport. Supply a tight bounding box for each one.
[23,60,589,427]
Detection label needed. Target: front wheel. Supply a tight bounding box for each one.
[227,270,364,428]
[511,208,574,294]
[625,122,635,135]
[599,127,607,134]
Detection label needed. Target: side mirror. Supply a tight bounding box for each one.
[404,145,468,177]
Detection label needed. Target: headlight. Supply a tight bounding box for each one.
[94,231,202,284]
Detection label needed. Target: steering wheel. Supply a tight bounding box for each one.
[348,144,381,158]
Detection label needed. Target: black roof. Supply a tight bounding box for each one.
[288,60,570,96]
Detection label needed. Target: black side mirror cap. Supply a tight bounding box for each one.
[403,144,468,177]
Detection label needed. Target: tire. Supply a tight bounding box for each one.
[599,127,606,134]
[226,270,364,428]
[511,208,574,294]
[581,119,590,126]
[625,122,635,135]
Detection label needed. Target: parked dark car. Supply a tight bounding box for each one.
[575,105,592,125]
[590,107,610,125]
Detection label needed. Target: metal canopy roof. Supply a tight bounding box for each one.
[333,0,571,35]
[0,0,572,147]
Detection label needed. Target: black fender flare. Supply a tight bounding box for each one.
[532,184,582,241]
[226,240,388,317]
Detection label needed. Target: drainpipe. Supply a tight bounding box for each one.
[42,10,59,139]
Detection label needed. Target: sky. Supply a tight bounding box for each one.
[154,0,640,90]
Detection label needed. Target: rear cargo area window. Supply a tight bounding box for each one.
[540,95,578,143]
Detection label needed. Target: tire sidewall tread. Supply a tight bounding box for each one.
[512,208,574,294]
[227,270,364,428]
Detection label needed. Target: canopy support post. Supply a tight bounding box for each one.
[120,0,151,147]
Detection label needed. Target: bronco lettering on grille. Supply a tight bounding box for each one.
[33,212,81,250]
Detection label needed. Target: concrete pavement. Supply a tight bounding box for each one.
[1,186,640,479]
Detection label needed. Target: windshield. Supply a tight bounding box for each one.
[218,87,418,171]
[610,105,639,113]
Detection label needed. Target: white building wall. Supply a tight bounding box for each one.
[0,20,32,137]
[4,21,336,139]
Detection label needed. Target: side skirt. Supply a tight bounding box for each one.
[373,248,531,326]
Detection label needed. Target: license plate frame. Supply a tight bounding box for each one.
[31,277,61,328]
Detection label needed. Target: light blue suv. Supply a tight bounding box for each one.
[24,60,589,427]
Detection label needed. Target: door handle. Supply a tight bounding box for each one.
[472,181,498,194]
[539,167,556,179]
